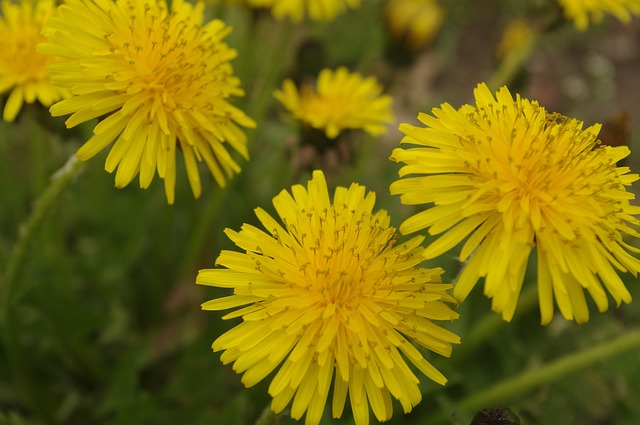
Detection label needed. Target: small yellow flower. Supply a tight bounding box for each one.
[197,170,460,425]
[384,0,444,51]
[274,67,394,139]
[246,0,360,22]
[39,0,255,204]
[0,0,67,122]
[557,0,640,30]
[496,19,536,60]
[390,83,640,324]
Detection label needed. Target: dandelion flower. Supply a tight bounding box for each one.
[274,67,393,139]
[39,0,255,204]
[202,0,358,21]
[0,0,66,122]
[496,19,536,60]
[197,170,460,425]
[246,0,360,22]
[557,0,640,30]
[390,83,640,324]
[384,0,444,51]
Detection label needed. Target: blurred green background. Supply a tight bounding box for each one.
[2,0,640,424]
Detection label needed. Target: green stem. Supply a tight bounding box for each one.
[178,18,292,280]
[246,19,293,118]
[255,405,282,425]
[177,186,231,279]
[425,328,640,425]
[1,154,85,425]
[487,33,538,90]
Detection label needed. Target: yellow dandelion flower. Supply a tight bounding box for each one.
[39,0,255,204]
[197,170,460,425]
[384,0,444,51]
[496,19,536,60]
[274,67,394,140]
[390,83,640,325]
[557,0,640,30]
[0,0,67,122]
[245,0,360,22]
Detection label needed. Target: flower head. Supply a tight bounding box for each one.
[557,0,640,30]
[496,19,536,60]
[384,0,444,51]
[197,170,459,425]
[274,67,394,139]
[0,0,67,122]
[39,0,255,204]
[390,83,640,324]
[246,0,360,22]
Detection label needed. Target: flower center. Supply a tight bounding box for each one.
[4,22,50,81]
[101,1,234,115]
[298,205,395,310]
[460,103,620,236]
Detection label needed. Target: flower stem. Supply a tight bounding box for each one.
[255,406,282,425]
[487,33,538,90]
[1,154,85,425]
[425,328,640,425]
[178,18,292,280]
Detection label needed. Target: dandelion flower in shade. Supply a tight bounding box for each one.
[197,170,460,425]
[496,19,536,60]
[274,67,394,140]
[390,83,640,325]
[0,0,67,122]
[384,0,444,52]
[39,0,255,204]
[557,0,640,30]
[246,0,360,22]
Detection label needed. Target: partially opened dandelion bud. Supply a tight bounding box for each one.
[557,0,640,30]
[197,170,460,425]
[390,82,640,325]
[39,0,255,204]
[0,0,67,122]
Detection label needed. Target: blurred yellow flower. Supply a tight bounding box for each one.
[496,19,536,60]
[390,83,640,324]
[197,170,460,425]
[246,0,360,22]
[384,0,444,51]
[557,0,640,30]
[39,0,255,204]
[274,67,393,139]
[0,0,66,122]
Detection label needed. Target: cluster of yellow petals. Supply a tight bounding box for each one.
[247,0,360,22]
[0,0,67,122]
[40,0,254,203]
[384,0,444,51]
[496,19,536,60]
[197,170,459,425]
[391,83,640,324]
[557,0,640,30]
[274,67,394,139]
[207,0,359,22]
